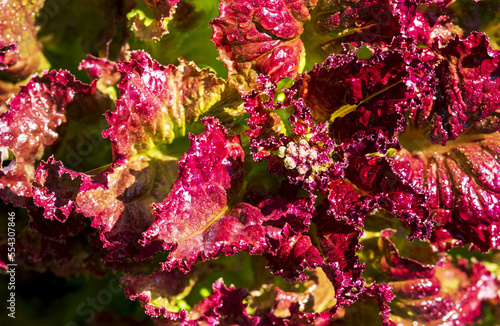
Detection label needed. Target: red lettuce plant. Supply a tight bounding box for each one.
[1,0,500,325]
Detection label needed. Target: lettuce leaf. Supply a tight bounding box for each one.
[0,0,49,107]
[141,117,284,271]
[32,52,238,261]
[211,0,309,93]
[129,0,180,41]
[405,32,500,145]
[363,230,500,325]
[0,71,100,207]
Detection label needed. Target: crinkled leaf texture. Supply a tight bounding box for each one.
[376,230,499,325]
[0,70,98,207]
[33,157,105,222]
[244,78,345,193]
[244,46,410,193]
[403,1,460,46]
[406,33,500,145]
[123,263,341,325]
[264,224,324,283]
[244,48,432,239]
[129,0,180,41]
[132,112,367,313]
[138,113,363,311]
[343,229,498,326]
[0,0,48,107]
[346,154,432,241]
[211,0,309,93]
[79,54,122,95]
[392,33,500,251]
[125,275,258,325]
[33,152,176,261]
[141,117,283,271]
[122,267,196,322]
[244,189,368,312]
[450,0,500,49]
[32,51,235,261]
[302,0,407,63]
[291,45,408,157]
[0,65,115,277]
[248,33,500,247]
[3,2,500,326]
[391,136,500,252]
[210,0,447,92]
[104,50,234,163]
[312,210,366,308]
